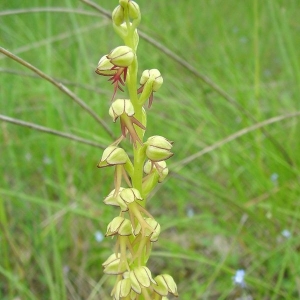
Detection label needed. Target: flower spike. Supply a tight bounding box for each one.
[95,1,177,298]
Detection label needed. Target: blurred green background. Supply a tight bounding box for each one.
[1,0,300,299]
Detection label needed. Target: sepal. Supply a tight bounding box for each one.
[107,46,135,68]
[114,278,131,299]
[95,55,116,76]
[106,216,133,236]
[129,266,156,293]
[140,69,163,92]
[109,99,135,122]
[97,146,129,168]
[134,217,161,242]
[120,188,143,204]
[102,253,127,275]
[112,5,124,26]
[145,136,173,162]
[152,274,178,297]
[103,188,127,212]
[144,160,169,182]
[128,1,140,20]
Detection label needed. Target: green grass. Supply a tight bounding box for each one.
[1,0,300,299]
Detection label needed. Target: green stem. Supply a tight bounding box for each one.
[123,24,145,199]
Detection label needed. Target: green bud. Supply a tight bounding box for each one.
[145,136,174,162]
[134,217,160,241]
[103,188,143,212]
[109,99,135,122]
[106,216,133,236]
[152,274,178,297]
[119,188,143,204]
[102,253,127,275]
[130,266,156,292]
[129,270,142,294]
[115,278,131,298]
[103,188,129,211]
[95,55,116,76]
[103,188,124,207]
[119,0,128,8]
[97,146,128,168]
[144,160,168,182]
[140,69,163,91]
[128,1,140,19]
[112,5,124,26]
[107,46,135,67]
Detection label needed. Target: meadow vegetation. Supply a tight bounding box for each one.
[1,0,300,299]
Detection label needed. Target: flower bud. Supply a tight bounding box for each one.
[97,146,129,168]
[104,188,128,212]
[119,0,128,8]
[106,216,133,236]
[115,278,131,299]
[145,136,173,162]
[128,1,140,19]
[95,55,116,76]
[129,266,156,294]
[107,46,135,67]
[104,188,123,206]
[140,69,163,92]
[143,160,153,174]
[134,217,160,241]
[152,274,178,297]
[112,5,124,26]
[144,160,168,182]
[109,99,135,122]
[102,253,127,275]
[119,188,143,204]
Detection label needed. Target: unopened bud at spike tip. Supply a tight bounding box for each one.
[119,0,129,8]
[112,5,124,26]
[128,1,140,20]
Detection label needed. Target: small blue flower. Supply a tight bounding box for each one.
[270,173,279,183]
[43,156,52,165]
[233,269,246,288]
[281,229,291,239]
[186,207,195,218]
[25,153,32,161]
[94,230,104,243]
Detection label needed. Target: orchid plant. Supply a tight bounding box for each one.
[95,1,178,299]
